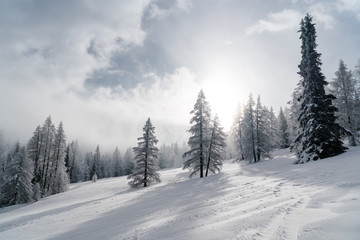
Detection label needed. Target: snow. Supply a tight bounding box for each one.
[1,147,360,240]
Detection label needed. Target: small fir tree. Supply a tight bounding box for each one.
[1,143,33,207]
[128,118,160,188]
[330,59,358,146]
[205,115,226,177]
[183,90,211,178]
[254,96,272,161]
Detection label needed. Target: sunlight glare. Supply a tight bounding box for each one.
[202,63,245,132]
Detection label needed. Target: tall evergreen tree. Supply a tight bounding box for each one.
[278,107,291,148]
[295,14,346,163]
[183,90,211,178]
[1,142,33,207]
[27,125,43,184]
[40,116,56,194]
[26,116,56,195]
[330,59,358,146]
[254,96,272,161]
[128,118,160,188]
[48,122,69,194]
[241,94,257,162]
[205,115,226,177]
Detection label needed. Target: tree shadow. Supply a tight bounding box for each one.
[50,172,231,240]
[0,197,111,232]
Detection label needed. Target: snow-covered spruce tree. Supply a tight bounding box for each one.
[48,122,69,194]
[278,107,290,148]
[1,142,33,207]
[128,118,160,188]
[26,116,56,195]
[205,115,226,177]
[40,116,56,194]
[295,14,346,163]
[241,94,257,163]
[254,96,272,161]
[330,59,358,146]
[90,145,101,180]
[183,90,211,178]
[26,125,42,184]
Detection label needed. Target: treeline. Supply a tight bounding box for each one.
[0,116,186,207]
[288,58,360,155]
[1,13,360,206]
[0,118,68,207]
[228,94,288,163]
[229,14,360,164]
[288,14,359,163]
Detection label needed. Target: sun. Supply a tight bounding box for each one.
[201,64,246,132]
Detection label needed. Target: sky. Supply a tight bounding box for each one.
[0,0,359,153]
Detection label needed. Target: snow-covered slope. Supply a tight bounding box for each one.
[1,147,359,240]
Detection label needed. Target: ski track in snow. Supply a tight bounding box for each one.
[0,147,360,240]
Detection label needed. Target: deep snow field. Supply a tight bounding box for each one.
[0,147,360,240]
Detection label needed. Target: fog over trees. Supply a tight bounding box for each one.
[1,13,360,207]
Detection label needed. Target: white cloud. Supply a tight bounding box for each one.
[147,3,169,19]
[223,39,234,45]
[336,0,360,11]
[0,67,199,152]
[176,0,193,11]
[0,0,150,92]
[0,0,153,149]
[336,0,360,21]
[308,3,336,29]
[245,9,303,35]
[146,0,192,20]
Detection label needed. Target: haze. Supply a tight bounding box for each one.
[0,0,359,152]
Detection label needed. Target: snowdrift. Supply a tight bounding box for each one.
[1,147,359,240]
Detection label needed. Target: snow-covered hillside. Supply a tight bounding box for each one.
[1,147,359,240]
